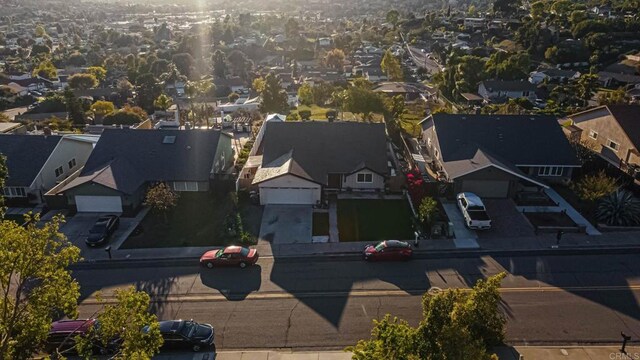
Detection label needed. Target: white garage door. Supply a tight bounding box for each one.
[75,195,123,213]
[461,180,510,198]
[260,187,318,205]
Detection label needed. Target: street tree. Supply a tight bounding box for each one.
[0,215,81,359]
[381,50,403,81]
[144,182,179,223]
[76,287,164,360]
[68,73,99,90]
[348,273,506,360]
[258,73,288,114]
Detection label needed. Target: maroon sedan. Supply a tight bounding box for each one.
[200,246,259,268]
[363,240,413,261]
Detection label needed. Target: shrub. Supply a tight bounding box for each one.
[573,171,618,202]
[299,109,312,120]
[596,189,640,226]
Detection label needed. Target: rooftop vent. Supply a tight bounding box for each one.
[162,135,176,144]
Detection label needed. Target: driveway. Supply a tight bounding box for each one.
[61,211,146,260]
[477,199,535,239]
[441,200,478,241]
[258,205,312,245]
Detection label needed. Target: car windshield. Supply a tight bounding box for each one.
[215,249,225,258]
[179,321,196,338]
[374,243,386,251]
[468,205,485,211]
[240,248,250,257]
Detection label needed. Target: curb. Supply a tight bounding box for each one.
[70,244,640,270]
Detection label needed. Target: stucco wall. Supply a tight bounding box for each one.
[573,110,637,167]
[343,170,385,190]
[31,139,94,197]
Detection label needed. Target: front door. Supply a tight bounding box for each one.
[328,173,342,189]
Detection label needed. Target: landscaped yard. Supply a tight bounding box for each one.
[337,199,414,242]
[289,105,384,122]
[312,212,329,236]
[121,190,261,249]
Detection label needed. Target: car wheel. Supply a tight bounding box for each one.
[192,344,201,352]
[239,262,247,268]
[205,262,214,269]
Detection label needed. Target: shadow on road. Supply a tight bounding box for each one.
[200,265,262,301]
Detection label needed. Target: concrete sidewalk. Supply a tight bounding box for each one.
[213,351,349,360]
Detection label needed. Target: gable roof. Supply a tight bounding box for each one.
[570,105,640,150]
[257,122,388,185]
[430,114,580,167]
[481,80,537,92]
[0,134,62,186]
[60,129,227,194]
[252,149,317,184]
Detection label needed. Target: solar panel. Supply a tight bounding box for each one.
[162,135,176,144]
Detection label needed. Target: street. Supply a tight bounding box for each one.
[73,253,640,350]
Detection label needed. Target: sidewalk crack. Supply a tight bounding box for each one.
[284,300,300,347]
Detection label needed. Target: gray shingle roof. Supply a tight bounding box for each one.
[431,114,580,167]
[481,80,537,92]
[62,129,226,194]
[257,122,388,185]
[0,135,62,187]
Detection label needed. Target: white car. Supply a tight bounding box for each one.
[456,192,492,230]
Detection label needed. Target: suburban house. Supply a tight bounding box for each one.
[0,134,96,205]
[478,80,537,103]
[240,121,390,205]
[420,114,580,198]
[565,105,640,177]
[529,69,580,84]
[373,82,424,101]
[47,129,233,214]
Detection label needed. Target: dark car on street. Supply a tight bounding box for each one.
[153,320,215,352]
[363,240,413,261]
[85,215,120,247]
[46,319,118,355]
[200,246,259,268]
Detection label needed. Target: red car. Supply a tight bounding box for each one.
[46,319,118,355]
[200,246,259,268]
[363,240,413,261]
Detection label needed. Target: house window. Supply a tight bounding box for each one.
[2,187,27,198]
[54,166,64,177]
[172,182,199,192]
[589,130,598,140]
[356,173,373,183]
[68,158,76,169]
[607,139,620,152]
[523,91,530,97]
[538,167,564,177]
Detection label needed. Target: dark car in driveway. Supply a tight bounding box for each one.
[154,320,215,352]
[363,240,413,261]
[85,215,120,247]
[200,246,259,268]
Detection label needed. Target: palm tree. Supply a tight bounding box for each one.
[596,189,640,226]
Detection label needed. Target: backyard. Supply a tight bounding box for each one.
[337,199,414,242]
[289,105,384,122]
[121,190,262,249]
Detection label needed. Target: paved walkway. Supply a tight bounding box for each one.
[328,197,339,243]
[440,200,478,240]
[544,188,601,235]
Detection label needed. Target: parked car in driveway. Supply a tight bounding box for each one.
[152,320,215,352]
[85,215,120,247]
[363,240,413,261]
[200,246,259,268]
[456,192,492,230]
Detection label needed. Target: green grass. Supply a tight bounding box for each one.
[337,200,414,242]
[312,212,330,236]
[290,105,383,122]
[121,191,258,249]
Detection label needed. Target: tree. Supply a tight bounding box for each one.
[597,189,640,226]
[34,24,47,37]
[32,60,57,80]
[386,10,400,29]
[135,73,162,113]
[227,50,253,81]
[67,52,86,67]
[325,49,346,70]
[0,215,81,359]
[0,154,6,215]
[68,73,98,90]
[90,100,115,119]
[297,83,314,106]
[212,50,228,79]
[493,0,522,16]
[418,197,439,232]
[154,94,173,112]
[102,106,147,126]
[75,287,163,359]
[144,182,179,223]
[348,273,506,360]
[573,171,618,202]
[575,73,599,107]
[252,77,266,92]
[63,88,86,125]
[285,18,300,39]
[86,66,107,84]
[299,109,312,120]
[381,50,403,81]
[171,53,195,79]
[258,73,288,114]
[344,86,384,121]
[597,89,630,106]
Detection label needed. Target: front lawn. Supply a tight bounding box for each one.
[312,212,329,236]
[337,200,414,242]
[121,190,260,249]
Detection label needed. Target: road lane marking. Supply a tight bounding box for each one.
[78,284,640,305]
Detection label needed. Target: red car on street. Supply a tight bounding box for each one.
[200,246,259,268]
[363,240,413,261]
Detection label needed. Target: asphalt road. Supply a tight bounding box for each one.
[73,253,640,350]
[407,46,442,74]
